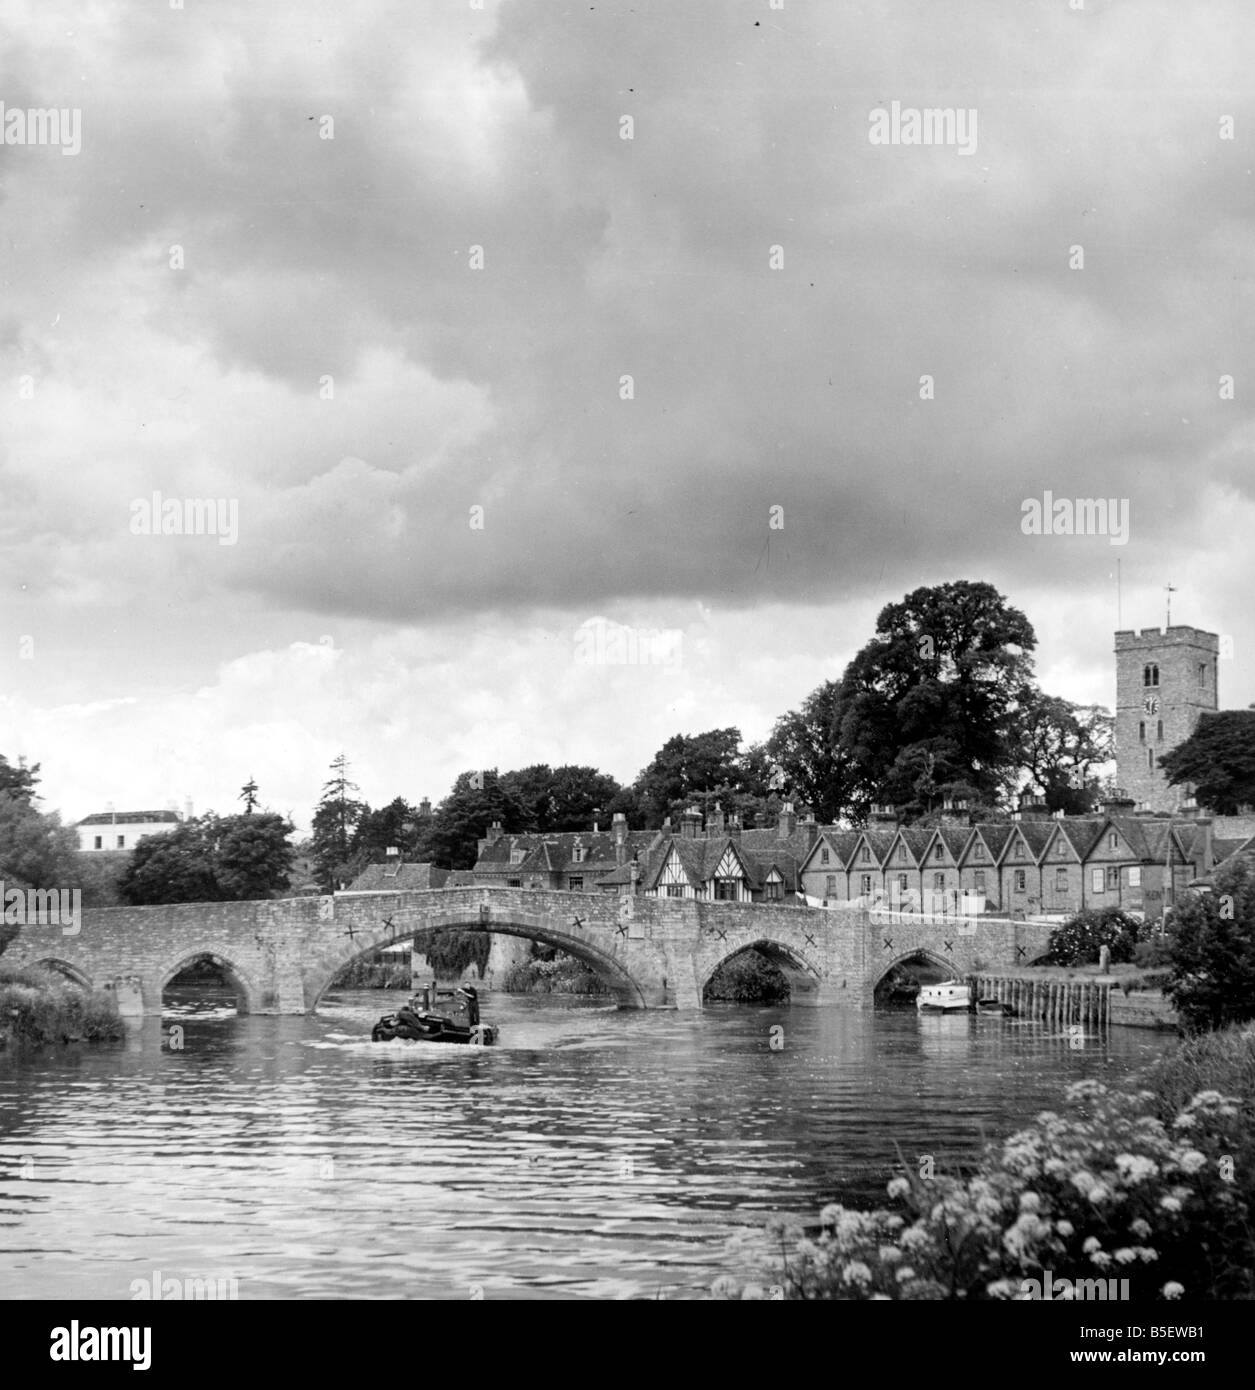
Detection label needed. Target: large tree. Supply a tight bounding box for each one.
[424,770,529,870]
[214,812,296,900]
[1160,711,1255,815]
[0,754,41,806]
[1015,695,1113,815]
[0,790,80,956]
[1164,855,1255,1032]
[311,753,368,889]
[119,811,295,905]
[498,764,623,833]
[837,580,1037,818]
[765,680,862,824]
[634,728,749,825]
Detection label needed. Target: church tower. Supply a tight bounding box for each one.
[1114,626,1219,811]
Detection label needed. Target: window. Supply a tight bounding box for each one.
[1148,748,1155,770]
[860,874,873,895]
[714,879,738,901]
[974,842,985,861]
[1055,867,1068,892]
[1014,869,1026,892]
[568,876,584,892]
[897,844,907,863]
[934,843,944,860]
[510,848,525,865]
[1157,719,1163,741]
[1106,866,1120,890]
[1144,663,1159,687]
[572,842,585,863]
[764,880,783,901]
[1108,832,1118,850]
[1128,866,1141,887]
[1092,868,1104,893]
[94,836,102,849]
[507,878,522,888]
[825,875,837,897]
[974,870,986,892]
[897,874,909,893]
[860,845,870,863]
[820,847,830,865]
[1199,662,1207,687]
[1139,721,1145,743]
[933,872,945,890]
[666,885,684,898]
[117,835,125,848]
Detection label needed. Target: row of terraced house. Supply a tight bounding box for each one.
[465,796,1255,923]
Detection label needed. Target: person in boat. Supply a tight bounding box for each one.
[456,985,480,1027]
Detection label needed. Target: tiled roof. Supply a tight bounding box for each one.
[1053,819,1105,860]
[346,861,449,892]
[78,810,180,826]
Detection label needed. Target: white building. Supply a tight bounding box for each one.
[76,808,182,852]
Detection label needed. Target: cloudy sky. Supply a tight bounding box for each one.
[2,0,1252,832]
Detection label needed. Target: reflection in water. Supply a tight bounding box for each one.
[0,991,1174,1300]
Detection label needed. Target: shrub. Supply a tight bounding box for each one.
[716,1053,1255,1301]
[0,966,124,1047]
[1164,858,1255,1033]
[1046,908,1141,967]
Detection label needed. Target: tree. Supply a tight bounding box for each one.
[766,681,862,824]
[424,770,529,870]
[118,818,222,906]
[0,754,41,806]
[311,754,368,889]
[0,792,81,956]
[1164,856,1255,1032]
[498,764,623,833]
[1045,907,1141,966]
[1160,711,1255,815]
[837,580,1037,818]
[1016,696,1113,815]
[239,777,259,814]
[635,728,748,825]
[352,797,423,861]
[215,812,295,899]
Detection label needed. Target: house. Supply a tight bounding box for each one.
[76,808,181,852]
[344,860,450,893]
[471,813,657,892]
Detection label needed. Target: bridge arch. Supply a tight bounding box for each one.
[872,949,956,994]
[699,938,824,1002]
[158,950,258,1015]
[312,915,650,1011]
[31,958,93,991]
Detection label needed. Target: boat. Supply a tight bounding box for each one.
[915,979,972,1013]
[372,983,498,1045]
[975,997,1015,1017]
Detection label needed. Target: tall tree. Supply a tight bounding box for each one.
[1160,711,1255,815]
[239,777,259,814]
[1165,856,1255,1032]
[215,812,295,900]
[634,728,747,824]
[1015,696,1113,815]
[118,818,222,905]
[311,753,367,889]
[0,754,41,806]
[352,798,423,859]
[499,764,623,832]
[766,680,862,824]
[837,580,1037,818]
[424,770,529,870]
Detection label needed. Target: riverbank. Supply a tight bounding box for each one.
[0,965,125,1049]
[720,1025,1255,1301]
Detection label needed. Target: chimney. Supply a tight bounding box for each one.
[1101,792,1137,817]
[1017,794,1050,822]
[680,806,702,840]
[660,816,673,836]
[707,803,725,837]
[629,856,641,894]
[940,797,970,827]
[486,820,503,844]
[798,811,819,852]
[777,801,797,839]
[727,813,742,840]
[869,803,898,828]
[419,797,432,819]
[1178,796,1200,819]
[184,797,194,820]
[612,812,629,864]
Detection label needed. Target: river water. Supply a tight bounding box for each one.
[0,989,1174,1301]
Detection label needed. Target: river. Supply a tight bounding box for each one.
[0,988,1175,1300]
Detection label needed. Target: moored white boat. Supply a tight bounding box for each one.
[916,980,972,1013]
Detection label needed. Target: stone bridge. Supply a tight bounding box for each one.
[3,886,1055,1015]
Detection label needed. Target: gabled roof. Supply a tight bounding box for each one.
[347,861,449,892]
[848,828,898,866]
[1049,818,1105,861]
[965,823,1013,861]
[931,826,974,861]
[801,830,860,873]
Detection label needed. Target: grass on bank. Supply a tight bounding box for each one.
[0,964,125,1048]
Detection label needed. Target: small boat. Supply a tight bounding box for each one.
[372,984,498,1045]
[975,997,1015,1017]
[916,980,972,1013]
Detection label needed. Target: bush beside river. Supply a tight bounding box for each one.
[0,965,125,1049]
[716,1025,1255,1301]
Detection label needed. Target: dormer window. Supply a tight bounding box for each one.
[510,847,526,866]
[573,841,585,864]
